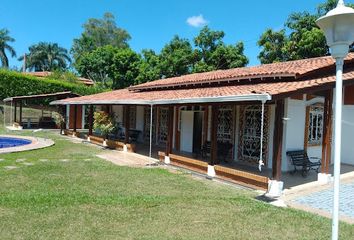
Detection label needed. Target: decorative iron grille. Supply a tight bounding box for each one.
[158,107,169,144]
[308,105,324,145]
[217,106,234,143]
[238,105,269,164]
[129,106,136,129]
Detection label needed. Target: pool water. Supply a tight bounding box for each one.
[0,137,32,148]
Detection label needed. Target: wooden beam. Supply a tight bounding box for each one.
[73,105,77,132]
[203,106,209,144]
[210,105,218,165]
[166,106,174,155]
[88,105,94,136]
[322,90,333,174]
[19,101,23,125]
[124,106,130,144]
[174,107,180,151]
[272,99,285,180]
[14,101,17,123]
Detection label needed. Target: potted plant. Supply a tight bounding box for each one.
[53,112,65,134]
[93,111,115,147]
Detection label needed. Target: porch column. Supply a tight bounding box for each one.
[19,101,23,126]
[73,105,78,135]
[164,106,174,164]
[208,104,218,177]
[268,99,285,197]
[272,99,285,181]
[319,90,333,182]
[14,100,17,124]
[123,105,130,152]
[88,105,94,140]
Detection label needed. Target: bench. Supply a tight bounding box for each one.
[201,141,233,163]
[286,150,321,177]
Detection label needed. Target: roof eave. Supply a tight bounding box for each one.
[50,93,272,106]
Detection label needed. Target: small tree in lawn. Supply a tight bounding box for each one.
[93,111,115,146]
[53,112,65,134]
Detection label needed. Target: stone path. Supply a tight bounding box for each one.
[97,150,158,167]
[284,173,354,224]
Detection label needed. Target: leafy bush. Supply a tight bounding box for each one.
[93,111,115,139]
[0,69,105,103]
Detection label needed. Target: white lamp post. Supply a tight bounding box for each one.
[316,1,354,239]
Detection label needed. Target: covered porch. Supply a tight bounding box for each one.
[50,54,354,193]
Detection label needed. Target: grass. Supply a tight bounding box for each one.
[0,130,353,239]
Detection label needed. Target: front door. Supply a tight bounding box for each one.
[180,111,194,153]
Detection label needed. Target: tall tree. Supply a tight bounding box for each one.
[193,26,248,72]
[159,36,194,78]
[20,42,71,71]
[72,12,131,64]
[136,49,161,84]
[112,48,141,89]
[257,0,345,63]
[0,28,16,68]
[75,45,118,88]
[258,29,288,64]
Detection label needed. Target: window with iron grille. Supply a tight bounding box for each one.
[238,105,269,164]
[129,106,136,129]
[158,107,169,144]
[307,105,324,146]
[217,106,234,143]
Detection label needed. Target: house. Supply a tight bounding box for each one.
[24,71,95,86]
[51,54,354,195]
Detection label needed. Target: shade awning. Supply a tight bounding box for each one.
[4,91,80,102]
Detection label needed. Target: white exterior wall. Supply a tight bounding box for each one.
[283,98,307,171]
[341,105,354,165]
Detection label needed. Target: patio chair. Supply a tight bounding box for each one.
[286,150,321,177]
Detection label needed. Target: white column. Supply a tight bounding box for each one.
[149,105,153,157]
[332,58,344,239]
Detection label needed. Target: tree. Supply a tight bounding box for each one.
[257,0,343,63]
[75,45,118,88]
[0,28,16,68]
[72,12,131,64]
[159,36,194,78]
[258,29,288,64]
[20,42,71,71]
[136,49,162,84]
[193,26,248,72]
[112,48,141,89]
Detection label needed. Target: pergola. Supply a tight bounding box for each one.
[3,91,79,128]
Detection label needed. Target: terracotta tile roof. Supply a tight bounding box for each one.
[24,71,94,86]
[52,71,354,105]
[129,54,354,91]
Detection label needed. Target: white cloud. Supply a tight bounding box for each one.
[186,14,208,27]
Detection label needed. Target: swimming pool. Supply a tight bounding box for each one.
[0,137,32,148]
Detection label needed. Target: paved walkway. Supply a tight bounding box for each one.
[283,172,354,224]
[97,150,158,167]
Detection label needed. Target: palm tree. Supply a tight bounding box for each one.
[0,28,16,68]
[20,42,71,71]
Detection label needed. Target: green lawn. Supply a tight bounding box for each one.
[0,130,353,239]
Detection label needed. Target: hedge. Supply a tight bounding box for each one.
[0,69,105,103]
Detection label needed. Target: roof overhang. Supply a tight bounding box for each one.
[3,91,80,102]
[50,93,272,106]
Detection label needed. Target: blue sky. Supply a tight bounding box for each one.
[1,0,331,69]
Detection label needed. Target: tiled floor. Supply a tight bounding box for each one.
[293,181,354,219]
